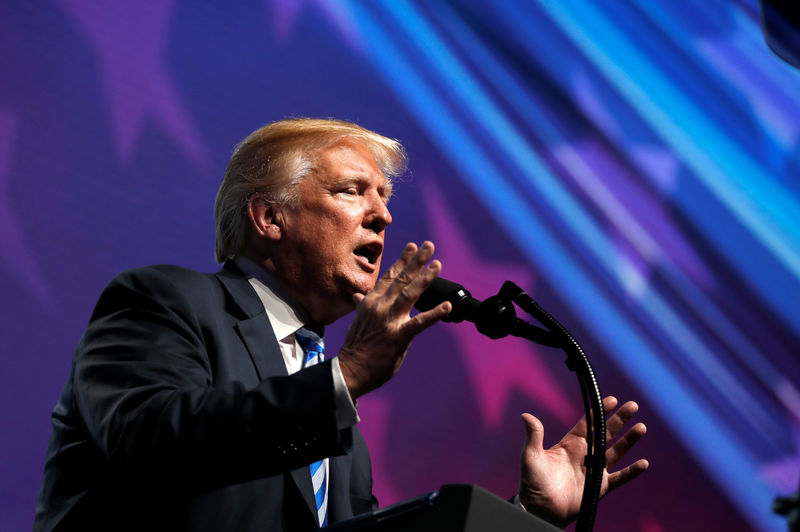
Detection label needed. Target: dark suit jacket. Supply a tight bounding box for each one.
[34,262,377,531]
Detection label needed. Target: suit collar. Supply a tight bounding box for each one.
[233,256,310,343]
[215,260,286,381]
[215,260,266,319]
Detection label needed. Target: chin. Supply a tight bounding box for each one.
[345,271,379,295]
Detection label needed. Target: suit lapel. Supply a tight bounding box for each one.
[234,315,286,380]
[216,261,321,523]
[290,464,320,526]
[216,261,286,380]
[327,452,353,524]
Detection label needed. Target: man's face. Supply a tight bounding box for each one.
[273,139,393,323]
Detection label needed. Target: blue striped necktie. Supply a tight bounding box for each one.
[295,327,328,528]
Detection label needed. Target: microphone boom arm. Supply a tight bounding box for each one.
[465,281,606,532]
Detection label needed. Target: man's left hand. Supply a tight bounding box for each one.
[517,396,649,528]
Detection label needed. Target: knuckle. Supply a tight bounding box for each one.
[399,285,415,300]
[385,266,401,279]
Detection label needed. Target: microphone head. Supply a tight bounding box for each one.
[415,277,479,323]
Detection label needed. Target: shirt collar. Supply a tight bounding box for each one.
[234,256,310,342]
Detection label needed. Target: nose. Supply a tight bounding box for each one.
[365,191,392,234]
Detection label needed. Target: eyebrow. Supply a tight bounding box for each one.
[335,173,393,201]
[381,181,393,202]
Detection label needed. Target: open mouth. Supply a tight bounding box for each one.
[353,242,382,266]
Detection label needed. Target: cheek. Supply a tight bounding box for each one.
[304,221,344,254]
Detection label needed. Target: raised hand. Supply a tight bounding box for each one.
[518,396,649,528]
[338,241,451,399]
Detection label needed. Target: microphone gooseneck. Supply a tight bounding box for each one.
[416,276,606,532]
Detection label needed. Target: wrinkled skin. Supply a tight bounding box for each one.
[519,396,649,527]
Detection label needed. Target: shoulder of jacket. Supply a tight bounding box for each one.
[101,264,224,307]
[113,264,216,286]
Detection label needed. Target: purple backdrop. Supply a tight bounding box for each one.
[2,1,799,531]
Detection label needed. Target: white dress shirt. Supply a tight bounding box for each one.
[234,256,359,429]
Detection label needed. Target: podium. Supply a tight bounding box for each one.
[326,484,562,532]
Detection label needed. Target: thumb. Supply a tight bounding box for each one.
[521,413,545,454]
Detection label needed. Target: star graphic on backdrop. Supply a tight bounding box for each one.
[422,180,579,429]
[629,145,681,193]
[0,111,50,303]
[759,424,800,493]
[267,0,362,48]
[58,0,210,168]
[573,68,682,194]
[566,137,715,292]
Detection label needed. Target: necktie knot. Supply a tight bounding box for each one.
[295,327,325,368]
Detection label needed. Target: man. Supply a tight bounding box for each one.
[34,118,647,531]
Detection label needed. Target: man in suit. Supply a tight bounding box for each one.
[34,118,648,531]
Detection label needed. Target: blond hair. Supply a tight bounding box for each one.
[214,118,407,262]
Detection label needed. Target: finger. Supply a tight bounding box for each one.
[384,241,435,299]
[521,413,545,456]
[605,400,639,441]
[390,258,442,314]
[569,396,619,439]
[373,243,418,294]
[402,300,452,336]
[385,241,435,299]
[606,458,649,494]
[606,422,646,469]
[602,396,620,414]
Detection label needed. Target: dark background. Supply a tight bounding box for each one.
[1,1,799,530]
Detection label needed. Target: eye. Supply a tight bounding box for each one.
[339,186,358,196]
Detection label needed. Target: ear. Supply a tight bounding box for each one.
[247,196,282,242]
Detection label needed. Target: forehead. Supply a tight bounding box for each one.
[311,139,388,184]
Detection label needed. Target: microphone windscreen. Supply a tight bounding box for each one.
[415,277,479,323]
[415,277,465,312]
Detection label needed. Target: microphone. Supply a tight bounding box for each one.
[414,277,519,339]
[415,277,562,345]
[414,277,480,324]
